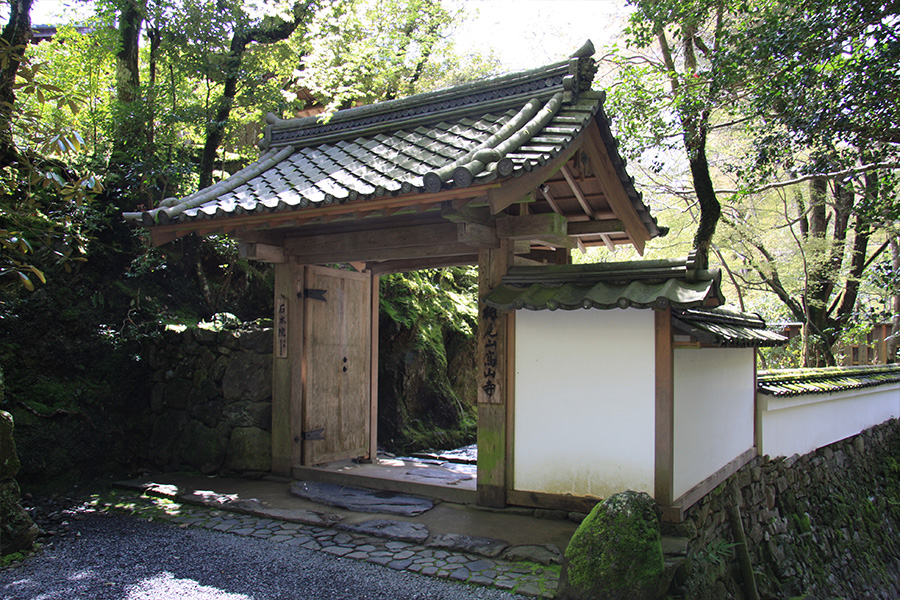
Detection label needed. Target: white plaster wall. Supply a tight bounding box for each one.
[758,384,900,458]
[673,348,756,499]
[513,308,655,498]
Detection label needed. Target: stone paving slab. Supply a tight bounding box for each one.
[336,519,430,544]
[97,489,559,597]
[428,533,511,558]
[289,481,435,516]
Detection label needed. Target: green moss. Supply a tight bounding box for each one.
[563,491,664,598]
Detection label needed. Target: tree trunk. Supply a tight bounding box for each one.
[108,0,146,212]
[198,2,315,191]
[688,137,720,270]
[888,238,900,364]
[0,0,33,168]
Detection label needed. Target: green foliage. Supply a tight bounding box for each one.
[380,266,477,356]
[695,540,738,565]
[298,0,498,113]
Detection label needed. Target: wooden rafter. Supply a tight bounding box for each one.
[560,164,615,252]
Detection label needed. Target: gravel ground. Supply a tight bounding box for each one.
[0,512,524,600]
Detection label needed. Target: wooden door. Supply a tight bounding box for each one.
[301,266,372,465]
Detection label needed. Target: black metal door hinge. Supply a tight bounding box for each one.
[299,288,327,301]
[301,428,325,441]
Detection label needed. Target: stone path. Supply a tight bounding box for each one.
[91,490,561,598]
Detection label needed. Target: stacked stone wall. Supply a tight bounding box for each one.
[671,419,900,599]
[145,322,273,475]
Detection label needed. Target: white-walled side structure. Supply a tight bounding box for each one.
[485,255,787,520]
[514,309,655,497]
[758,378,900,458]
[673,348,756,500]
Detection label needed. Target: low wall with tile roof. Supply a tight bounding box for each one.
[670,417,900,599]
[757,365,900,458]
[145,321,274,475]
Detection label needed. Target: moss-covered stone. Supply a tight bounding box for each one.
[0,479,38,555]
[0,411,20,480]
[558,490,665,600]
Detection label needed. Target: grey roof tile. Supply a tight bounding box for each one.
[129,45,660,240]
[758,365,900,396]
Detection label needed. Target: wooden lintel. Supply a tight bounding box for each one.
[291,242,476,265]
[567,219,625,236]
[368,254,478,275]
[239,242,286,264]
[584,125,650,254]
[496,213,568,241]
[285,222,459,259]
[457,222,499,248]
[487,140,582,214]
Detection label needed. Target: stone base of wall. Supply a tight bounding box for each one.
[668,419,900,599]
[145,321,273,475]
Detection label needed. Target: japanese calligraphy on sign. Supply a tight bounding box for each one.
[481,306,500,403]
[276,295,288,358]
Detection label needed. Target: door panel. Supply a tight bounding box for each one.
[302,266,371,465]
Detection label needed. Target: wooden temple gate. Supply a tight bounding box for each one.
[127,43,663,508]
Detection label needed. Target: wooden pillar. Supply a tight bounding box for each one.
[476,239,514,507]
[368,273,380,461]
[271,261,305,476]
[654,306,674,506]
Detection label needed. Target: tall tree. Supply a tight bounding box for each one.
[196,1,318,189]
[0,0,34,167]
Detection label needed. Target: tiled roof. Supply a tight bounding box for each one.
[758,364,900,396]
[673,307,787,348]
[124,41,661,254]
[483,252,725,311]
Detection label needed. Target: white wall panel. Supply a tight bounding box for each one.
[514,309,655,497]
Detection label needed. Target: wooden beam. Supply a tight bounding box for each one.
[487,140,582,214]
[368,254,479,275]
[239,242,286,263]
[514,248,570,265]
[285,222,473,264]
[495,213,568,241]
[457,222,499,248]
[441,200,493,225]
[507,489,601,514]
[291,242,477,265]
[477,239,514,508]
[583,125,651,254]
[538,184,564,215]
[144,181,506,244]
[567,219,625,236]
[272,261,304,476]
[661,448,756,523]
[654,307,674,506]
[368,273,380,461]
[560,164,595,219]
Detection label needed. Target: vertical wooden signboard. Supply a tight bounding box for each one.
[477,240,514,507]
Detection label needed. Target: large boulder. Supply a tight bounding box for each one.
[0,411,38,555]
[558,490,665,600]
[0,411,20,480]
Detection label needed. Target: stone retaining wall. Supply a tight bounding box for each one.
[671,418,900,599]
[145,321,273,475]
